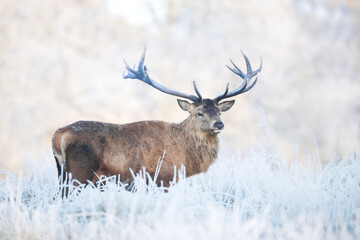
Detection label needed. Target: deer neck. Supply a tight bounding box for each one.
[179,116,218,141]
[177,116,219,174]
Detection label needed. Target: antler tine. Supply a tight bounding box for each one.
[227,59,246,79]
[241,50,253,78]
[241,75,258,93]
[241,57,262,93]
[123,48,202,103]
[256,57,263,74]
[213,51,262,102]
[193,81,202,100]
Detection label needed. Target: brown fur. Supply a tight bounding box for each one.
[52,99,234,187]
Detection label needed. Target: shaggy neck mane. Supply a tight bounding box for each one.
[179,116,218,142]
[177,116,219,175]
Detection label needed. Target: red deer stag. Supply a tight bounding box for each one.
[52,49,262,188]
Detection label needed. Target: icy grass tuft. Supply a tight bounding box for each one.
[0,147,360,240]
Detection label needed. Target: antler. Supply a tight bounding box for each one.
[213,51,262,102]
[123,48,202,103]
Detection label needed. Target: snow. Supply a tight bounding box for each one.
[0,146,359,239]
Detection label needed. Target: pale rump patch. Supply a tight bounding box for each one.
[52,131,62,156]
[52,130,63,165]
[60,131,72,168]
[52,129,72,167]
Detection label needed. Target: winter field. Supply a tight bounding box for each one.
[1,145,359,240]
[0,0,359,239]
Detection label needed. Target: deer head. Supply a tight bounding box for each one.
[176,99,234,135]
[123,48,262,136]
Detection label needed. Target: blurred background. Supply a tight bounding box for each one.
[0,0,359,172]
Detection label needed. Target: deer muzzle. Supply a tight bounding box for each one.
[213,121,224,131]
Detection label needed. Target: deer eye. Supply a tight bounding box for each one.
[218,112,221,116]
[197,112,204,117]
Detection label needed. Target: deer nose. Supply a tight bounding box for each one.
[214,121,224,130]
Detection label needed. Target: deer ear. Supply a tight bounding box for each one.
[177,99,193,112]
[218,100,235,112]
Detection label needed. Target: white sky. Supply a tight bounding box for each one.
[104,0,166,26]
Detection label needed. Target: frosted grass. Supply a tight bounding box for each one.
[0,146,359,240]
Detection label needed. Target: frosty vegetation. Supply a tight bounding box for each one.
[0,146,359,239]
